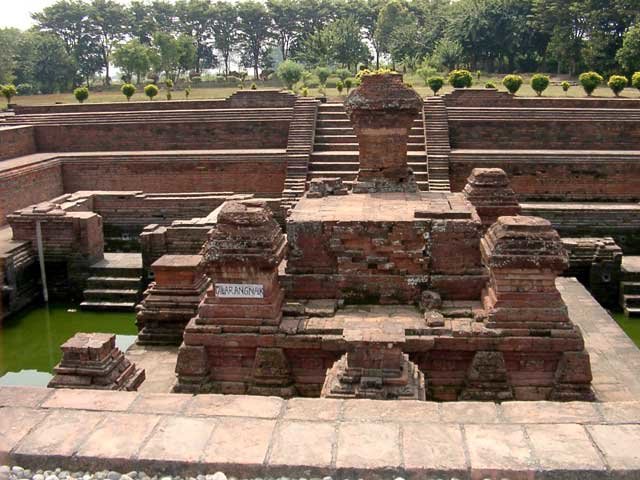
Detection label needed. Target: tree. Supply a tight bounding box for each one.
[0,29,22,84]
[607,75,627,96]
[26,33,76,94]
[276,60,304,89]
[1,84,17,105]
[74,86,89,103]
[144,83,159,100]
[375,0,411,67]
[295,27,334,67]
[431,38,464,71]
[579,71,603,96]
[268,0,301,60]
[315,66,331,86]
[89,0,129,85]
[502,74,523,94]
[153,32,197,81]
[530,73,550,96]
[176,0,216,73]
[327,18,370,71]
[616,25,640,73]
[561,80,571,94]
[113,40,152,84]
[121,83,136,101]
[211,2,239,78]
[237,1,273,80]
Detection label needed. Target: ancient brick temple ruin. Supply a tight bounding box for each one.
[171,74,594,401]
[48,332,145,390]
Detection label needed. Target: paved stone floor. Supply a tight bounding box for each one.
[3,386,640,479]
[622,255,640,274]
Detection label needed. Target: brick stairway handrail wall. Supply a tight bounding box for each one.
[2,386,640,478]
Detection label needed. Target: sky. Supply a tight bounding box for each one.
[0,0,127,29]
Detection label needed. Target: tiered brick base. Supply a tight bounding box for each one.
[48,333,145,390]
[136,255,209,345]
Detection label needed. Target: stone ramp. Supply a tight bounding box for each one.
[3,386,640,478]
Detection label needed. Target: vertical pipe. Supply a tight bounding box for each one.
[36,221,49,303]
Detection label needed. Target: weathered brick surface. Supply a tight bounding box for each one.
[35,120,289,152]
[0,160,63,226]
[0,126,36,160]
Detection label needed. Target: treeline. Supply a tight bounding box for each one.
[0,0,639,94]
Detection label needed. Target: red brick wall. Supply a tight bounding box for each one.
[0,161,63,225]
[450,155,640,201]
[0,126,36,160]
[34,120,290,152]
[62,155,287,195]
[449,120,640,150]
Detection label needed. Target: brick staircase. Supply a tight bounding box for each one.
[424,96,452,192]
[80,253,143,311]
[309,103,428,190]
[621,256,640,317]
[282,97,320,211]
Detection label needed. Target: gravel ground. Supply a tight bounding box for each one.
[0,467,482,480]
[0,467,431,480]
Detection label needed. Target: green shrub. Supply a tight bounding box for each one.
[144,84,159,100]
[607,75,628,97]
[502,74,523,94]
[579,71,603,96]
[632,72,640,91]
[336,80,344,94]
[427,76,444,95]
[16,83,34,95]
[237,82,244,90]
[485,81,496,88]
[185,87,191,99]
[166,91,172,100]
[561,81,571,94]
[335,68,351,81]
[530,74,550,96]
[476,70,481,80]
[250,82,257,90]
[344,77,353,93]
[1,84,17,104]
[165,78,174,90]
[315,67,331,86]
[276,60,304,90]
[301,87,309,97]
[73,86,89,104]
[121,83,136,101]
[448,69,473,88]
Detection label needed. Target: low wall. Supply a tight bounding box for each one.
[0,161,64,226]
[0,126,36,160]
[450,152,640,202]
[443,88,640,108]
[34,120,290,152]
[11,90,297,114]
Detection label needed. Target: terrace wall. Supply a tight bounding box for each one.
[0,126,36,160]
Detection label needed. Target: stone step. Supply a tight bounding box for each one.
[621,282,640,295]
[83,288,140,302]
[80,301,138,312]
[624,295,640,308]
[86,276,142,289]
[624,307,640,317]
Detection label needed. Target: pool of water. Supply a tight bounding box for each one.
[0,303,137,387]
[612,312,640,346]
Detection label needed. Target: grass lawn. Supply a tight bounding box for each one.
[612,312,640,348]
[4,73,640,107]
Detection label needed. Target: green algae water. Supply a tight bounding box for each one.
[0,303,137,387]
[612,312,640,347]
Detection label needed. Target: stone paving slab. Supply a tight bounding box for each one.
[3,386,640,479]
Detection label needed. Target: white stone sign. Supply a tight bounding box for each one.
[215,283,264,299]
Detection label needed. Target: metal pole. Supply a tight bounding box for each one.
[35,221,49,303]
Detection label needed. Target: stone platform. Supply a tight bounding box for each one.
[3,386,640,479]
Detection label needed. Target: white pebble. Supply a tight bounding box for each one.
[210,474,226,480]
